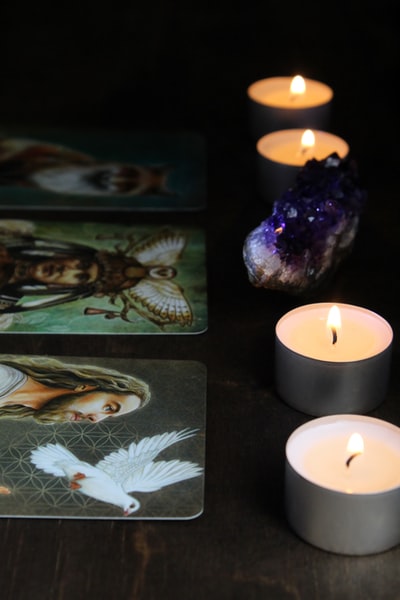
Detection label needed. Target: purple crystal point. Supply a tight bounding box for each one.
[243,153,366,295]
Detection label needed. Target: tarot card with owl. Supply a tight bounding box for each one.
[0,129,206,211]
[0,219,207,334]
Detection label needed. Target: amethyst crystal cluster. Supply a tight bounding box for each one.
[243,153,366,295]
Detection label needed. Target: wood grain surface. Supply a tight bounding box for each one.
[0,2,399,598]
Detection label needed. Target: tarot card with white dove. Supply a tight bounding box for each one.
[0,355,206,519]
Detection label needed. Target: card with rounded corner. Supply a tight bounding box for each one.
[0,219,207,334]
[0,355,206,520]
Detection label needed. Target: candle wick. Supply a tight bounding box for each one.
[346,452,361,468]
[331,327,337,345]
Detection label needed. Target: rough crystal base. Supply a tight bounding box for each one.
[243,154,366,295]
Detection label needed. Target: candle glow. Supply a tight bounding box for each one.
[276,303,392,362]
[300,129,315,155]
[327,304,341,345]
[257,129,348,167]
[248,76,333,140]
[346,432,364,467]
[289,416,400,493]
[347,432,364,455]
[248,76,333,109]
[290,75,306,98]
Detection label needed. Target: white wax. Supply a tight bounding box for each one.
[287,415,400,493]
[276,303,393,362]
[248,76,333,109]
[257,129,349,166]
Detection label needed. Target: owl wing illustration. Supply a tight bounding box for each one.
[131,229,187,266]
[127,278,193,326]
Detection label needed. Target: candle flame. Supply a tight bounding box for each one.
[327,305,341,345]
[347,433,364,455]
[301,129,315,150]
[345,433,364,468]
[290,75,306,96]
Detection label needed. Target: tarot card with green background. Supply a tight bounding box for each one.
[0,219,207,334]
[0,130,206,211]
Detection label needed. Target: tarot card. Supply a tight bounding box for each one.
[0,355,206,519]
[0,129,206,211]
[0,218,207,334]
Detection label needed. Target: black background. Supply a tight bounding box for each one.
[1,3,400,599]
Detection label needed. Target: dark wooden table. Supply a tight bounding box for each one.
[1,3,399,599]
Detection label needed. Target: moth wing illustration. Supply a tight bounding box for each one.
[131,230,187,266]
[127,279,193,325]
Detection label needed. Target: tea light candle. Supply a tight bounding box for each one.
[257,128,349,202]
[275,303,393,415]
[248,75,333,139]
[285,415,400,555]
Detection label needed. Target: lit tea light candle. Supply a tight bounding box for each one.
[256,128,349,202]
[247,75,333,138]
[285,415,400,555]
[275,303,393,415]
[258,128,348,166]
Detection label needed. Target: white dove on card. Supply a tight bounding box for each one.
[30,428,202,516]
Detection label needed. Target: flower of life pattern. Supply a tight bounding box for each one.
[0,418,204,519]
